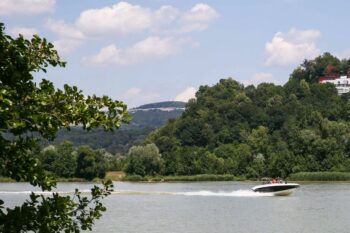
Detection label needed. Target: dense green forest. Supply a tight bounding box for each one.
[124,53,350,179]
[38,141,117,180]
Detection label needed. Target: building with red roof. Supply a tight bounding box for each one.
[318,65,350,94]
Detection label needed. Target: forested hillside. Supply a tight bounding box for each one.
[51,101,185,154]
[144,53,350,179]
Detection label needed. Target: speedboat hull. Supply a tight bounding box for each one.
[252,183,300,196]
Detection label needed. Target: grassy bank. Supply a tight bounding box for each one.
[105,171,126,181]
[0,177,15,182]
[56,177,88,182]
[121,174,246,182]
[289,172,350,181]
[4,172,350,183]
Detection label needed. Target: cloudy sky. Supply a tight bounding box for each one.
[2,0,350,107]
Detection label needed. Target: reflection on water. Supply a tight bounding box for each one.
[1,181,350,233]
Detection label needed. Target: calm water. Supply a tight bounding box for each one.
[1,181,350,233]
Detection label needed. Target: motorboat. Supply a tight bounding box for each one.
[252,179,300,196]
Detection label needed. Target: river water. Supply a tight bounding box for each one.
[1,181,350,233]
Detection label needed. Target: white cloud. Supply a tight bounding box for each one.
[122,88,160,107]
[45,19,85,55]
[45,2,217,58]
[265,28,321,66]
[76,2,153,36]
[50,2,218,39]
[179,3,219,33]
[45,19,85,40]
[175,87,197,102]
[85,36,194,65]
[0,0,55,16]
[243,72,278,86]
[85,44,120,65]
[182,3,219,23]
[153,5,180,28]
[52,39,82,55]
[9,26,38,38]
[75,2,218,37]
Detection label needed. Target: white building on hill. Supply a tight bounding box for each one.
[319,75,350,95]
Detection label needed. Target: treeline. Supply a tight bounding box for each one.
[123,53,350,179]
[37,141,123,180]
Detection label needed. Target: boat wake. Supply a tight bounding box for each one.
[180,190,273,197]
[0,189,273,197]
[112,189,273,197]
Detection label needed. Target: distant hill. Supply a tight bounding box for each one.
[134,101,186,110]
[129,101,186,128]
[51,101,186,154]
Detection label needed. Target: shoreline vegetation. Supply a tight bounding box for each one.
[120,174,246,182]
[116,172,350,182]
[288,172,350,181]
[3,171,350,183]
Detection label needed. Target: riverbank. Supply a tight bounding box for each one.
[0,174,245,183]
[288,172,350,181]
[3,172,350,183]
[119,174,246,182]
[118,172,350,182]
[0,177,15,182]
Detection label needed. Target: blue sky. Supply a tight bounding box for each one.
[2,0,350,107]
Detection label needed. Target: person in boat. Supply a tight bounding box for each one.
[271,177,284,184]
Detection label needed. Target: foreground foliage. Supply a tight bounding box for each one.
[0,23,129,232]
